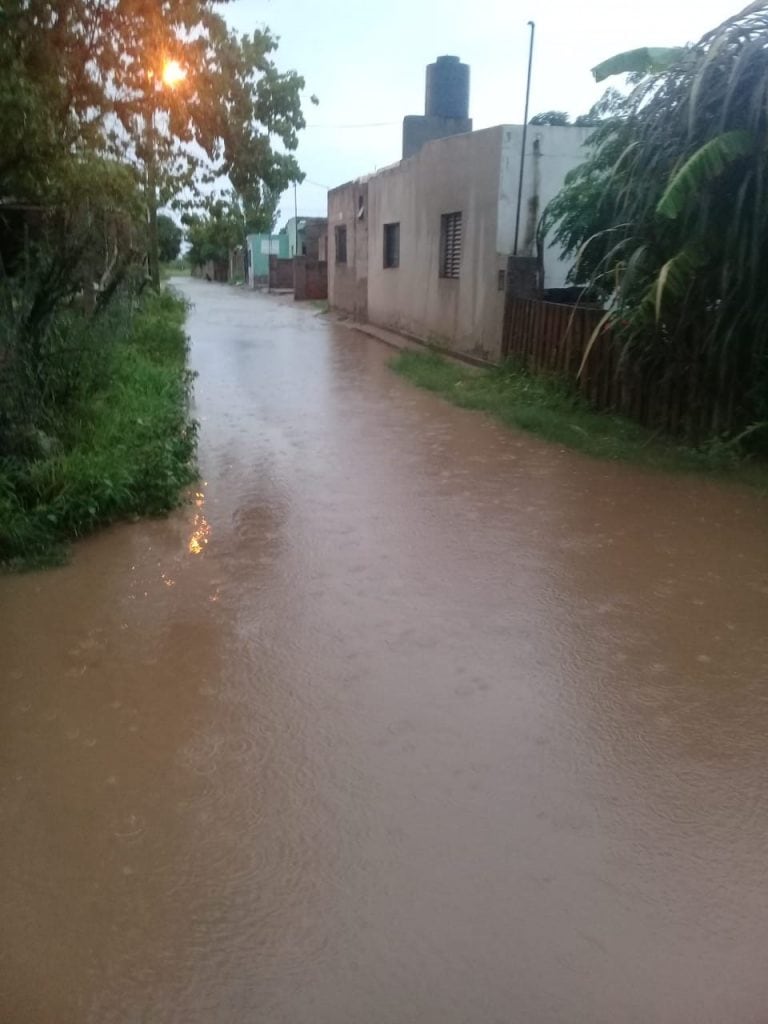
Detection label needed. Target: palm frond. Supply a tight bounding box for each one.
[656,131,754,219]
[592,47,689,83]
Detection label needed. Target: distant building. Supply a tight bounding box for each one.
[283,216,328,259]
[247,231,288,287]
[248,215,329,299]
[327,59,590,362]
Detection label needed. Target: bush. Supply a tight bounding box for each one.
[0,289,197,569]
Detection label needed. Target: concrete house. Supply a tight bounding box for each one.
[284,216,328,259]
[247,216,328,292]
[246,231,288,286]
[328,57,591,363]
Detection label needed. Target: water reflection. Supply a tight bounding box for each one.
[188,488,211,555]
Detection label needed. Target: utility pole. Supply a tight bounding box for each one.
[293,180,298,291]
[293,182,298,253]
[513,20,535,256]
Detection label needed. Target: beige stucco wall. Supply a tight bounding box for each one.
[366,126,506,361]
[328,179,368,320]
[329,123,591,361]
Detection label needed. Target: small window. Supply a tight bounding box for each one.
[357,195,365,220]
[335,225,347,264]
[383,222,400,269]
[439,212,462,279]
[498,269,506,292]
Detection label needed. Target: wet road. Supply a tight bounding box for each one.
[2,277,768,1024]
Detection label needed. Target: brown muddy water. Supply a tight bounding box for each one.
[2,277,768,1024]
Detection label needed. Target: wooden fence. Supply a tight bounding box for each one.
[501,297,739,438]
[502,297,623,406]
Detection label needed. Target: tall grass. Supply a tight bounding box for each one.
[0,289,197,569]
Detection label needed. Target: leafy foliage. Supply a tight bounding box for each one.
[157,214,183,262]
[530,110,571,126]
[0,0,312,264]
[0,290,197,568]
[591,47,689,83]
[544,2,768,441]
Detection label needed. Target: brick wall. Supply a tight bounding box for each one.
[294,258,328,301]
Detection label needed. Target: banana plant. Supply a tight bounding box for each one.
[544,1,768,442]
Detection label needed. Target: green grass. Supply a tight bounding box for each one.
[0,290,198,570]
[391,350,768,492]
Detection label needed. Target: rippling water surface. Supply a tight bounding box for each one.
[2,278,768,1023]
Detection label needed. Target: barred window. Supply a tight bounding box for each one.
[383,222,400,269]
[335,225,347,264]
[439,212,462,279]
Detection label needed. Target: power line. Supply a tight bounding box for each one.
[305,121,398,129]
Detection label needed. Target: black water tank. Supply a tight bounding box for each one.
[425,55,470,119]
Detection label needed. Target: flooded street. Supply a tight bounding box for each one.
[3,276,768,1023]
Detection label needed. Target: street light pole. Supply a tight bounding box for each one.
[513,20,535,256]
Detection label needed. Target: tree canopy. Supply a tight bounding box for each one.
[157,214,183,263]
[0,0,312,270]
[530,110,571,126]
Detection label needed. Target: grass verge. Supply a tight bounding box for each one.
[391,350,768,492]
[0,289,198,570]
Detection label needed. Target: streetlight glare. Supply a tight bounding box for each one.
[162,59,186,87]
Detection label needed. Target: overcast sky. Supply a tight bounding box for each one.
[227,0,742,223]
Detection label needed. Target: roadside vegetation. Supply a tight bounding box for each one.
[1,1,311,569]
[542,3,768,446]
[0,290,197,569]
[391,350,768,492]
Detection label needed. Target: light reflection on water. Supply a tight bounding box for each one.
[188,488,210,555]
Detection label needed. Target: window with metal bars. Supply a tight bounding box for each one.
[383,222,400,269]
[439,212,462,279]
[335,225,347,264]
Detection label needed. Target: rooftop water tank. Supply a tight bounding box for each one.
[425,55,470,120]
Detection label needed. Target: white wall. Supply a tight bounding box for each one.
[497,124,592,289]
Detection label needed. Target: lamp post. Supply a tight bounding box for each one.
[146,60,186,291]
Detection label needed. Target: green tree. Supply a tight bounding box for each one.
[573,88,626,127]
[0,1,313,286]
[530,110,570,126]
[544,1,768,441]
[157,214,183,263]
